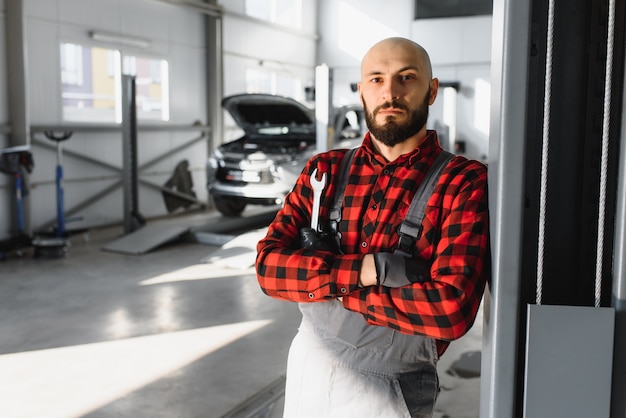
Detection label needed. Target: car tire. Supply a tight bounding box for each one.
[213,195,247,217]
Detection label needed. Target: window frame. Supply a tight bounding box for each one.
[244,0,303,30]
[58,40,170,124]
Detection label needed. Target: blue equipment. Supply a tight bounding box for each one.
[31,131,73,258]
[44,130,73,238]
[0,145,34,259]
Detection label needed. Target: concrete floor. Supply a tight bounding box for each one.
[0,209,482,418]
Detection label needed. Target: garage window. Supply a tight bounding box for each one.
[61,43,120,123]
[245,0,302,30]
[245,68,303,101]
[60,42,169,123]
[122,56,170,122]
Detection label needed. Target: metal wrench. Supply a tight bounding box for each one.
[309,168,326,231]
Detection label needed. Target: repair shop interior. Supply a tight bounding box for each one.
[1,1,625,417]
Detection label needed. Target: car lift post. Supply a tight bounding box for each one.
[121,74,145,234]
[315,64,333,152]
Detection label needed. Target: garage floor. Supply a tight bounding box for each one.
[0,208,483,418]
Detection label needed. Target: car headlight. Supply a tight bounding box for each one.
[271,165,283,179]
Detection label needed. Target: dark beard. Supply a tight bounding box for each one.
[364,90,430,147]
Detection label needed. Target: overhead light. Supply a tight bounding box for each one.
[88,31,151,49]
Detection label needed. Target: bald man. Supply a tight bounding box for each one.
[256,37,489,417]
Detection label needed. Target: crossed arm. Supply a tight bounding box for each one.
[255,154,489,341]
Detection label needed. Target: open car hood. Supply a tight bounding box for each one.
[222,94,315,136]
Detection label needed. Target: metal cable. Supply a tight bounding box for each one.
[537,0,556,305]
[596,0,616,308]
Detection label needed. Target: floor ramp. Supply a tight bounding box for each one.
[102,224,190,255]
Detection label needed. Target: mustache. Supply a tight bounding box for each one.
[374,100,409,114]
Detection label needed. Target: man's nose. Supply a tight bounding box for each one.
[382,79,401,101]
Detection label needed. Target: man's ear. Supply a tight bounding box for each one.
[428,78,439,105]
[358,87,365,108]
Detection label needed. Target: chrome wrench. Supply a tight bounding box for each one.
[309,168,326,231]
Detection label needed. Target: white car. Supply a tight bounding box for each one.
[206,93,364,216]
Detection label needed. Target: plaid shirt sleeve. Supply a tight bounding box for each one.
[256,150,364,302]
[256,133,489,343]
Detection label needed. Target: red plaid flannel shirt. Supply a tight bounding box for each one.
[256,131,489,351]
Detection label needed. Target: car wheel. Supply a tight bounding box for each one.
[213,195,247,216]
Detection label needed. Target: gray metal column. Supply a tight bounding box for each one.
[5,0,29,147]
[480,0,532,416]
[204,1,222,153]
[315,64,332,152]
[611,50,626,417]
[121,75,143,234]
[5,0,31,234]
[204,0,222,210]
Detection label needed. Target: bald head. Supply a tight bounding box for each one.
[357,37,438,155]
[361,37,433,81]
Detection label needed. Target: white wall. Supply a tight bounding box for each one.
[414,16,492,162]
[316,0,415,107]
[0,0,208,239]
[218,0,318,142]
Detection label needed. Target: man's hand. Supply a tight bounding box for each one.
[359,254,378,287]
[374,252,432,287]
[299,227,342,253]
[359,253,432,288]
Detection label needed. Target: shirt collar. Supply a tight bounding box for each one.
[361,130,442,166]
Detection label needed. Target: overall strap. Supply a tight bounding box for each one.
[394,150,455,257]
[328,147,358,237]
[327,147,454,256]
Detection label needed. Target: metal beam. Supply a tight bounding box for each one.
[151,0,222,17]
[5,0,31,235]
[32,133,206,175]
[204,0,223,211]
[611,44,626,418]
[36,176,207,233]
[5,0,29,147]
[121,75,142,233]
[31,132,207,232]
[205,0,223,154]
[139,133,206,171]
[30,124,210,134]
[480,0,532,416]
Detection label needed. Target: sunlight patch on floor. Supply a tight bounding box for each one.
[201,229,267,269]
[140,264,256,286]
[0,320,271,418]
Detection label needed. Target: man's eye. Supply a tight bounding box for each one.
[401,74,415,81]
[371,77,382,83]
